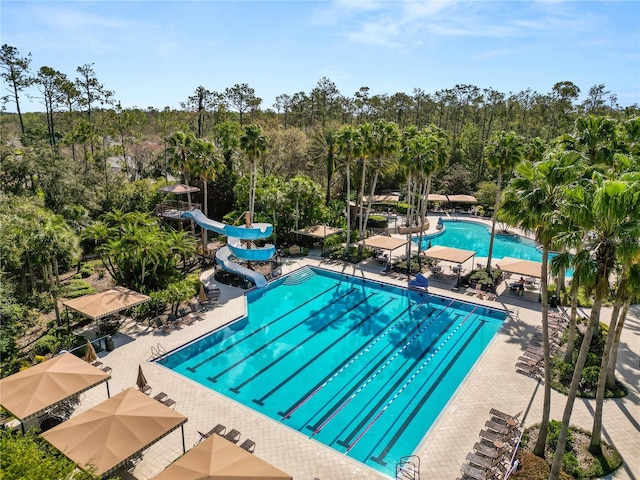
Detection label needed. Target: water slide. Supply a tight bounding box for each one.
[182,209,276,288]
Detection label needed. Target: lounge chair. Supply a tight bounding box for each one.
[162,398,176,409]
[485,419,516,436]
[516,362,541,378]
[239,438,255,453]
[154,317,172,334]
[153,392,168,403]
[489,409,521,425]
[167,313,182,328]
[139,384,152,395]
[466,452,504,471]
[460,462,493,480]
[101,366,112,374]
[473,442,506,459]
[196,424,226,444]
[224,428,241,444]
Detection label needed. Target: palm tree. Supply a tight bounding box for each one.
[335,125,362,259]
[239,124,268,223]
[167,131,199,235]
[362,120,400,230]
[549,174,638,479]
[356,122,374,242]
[191,139,224,252]
[309,127,338,205]
[483,131,523,270]
[501,149,583,459]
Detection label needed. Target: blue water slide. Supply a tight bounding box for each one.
[215,246,267,288]
[182,209,275,288]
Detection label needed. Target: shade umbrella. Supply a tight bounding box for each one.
[83,340,98,364]
[136,365,148,391]
[199,283,207,303]
[153,434,292,480]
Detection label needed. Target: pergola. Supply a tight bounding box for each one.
[62,286,150,332]
[422,245,477,284]
[153,434,292,480]
[293,225,342,239]
[42,388,188,478]
[0,353,111,433]
[358,235,408,258]
[446,194,478,203]
[496,257,543,279]
[362,194,400,204]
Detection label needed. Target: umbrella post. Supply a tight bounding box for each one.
[106,380,111,398]
[181,424,186,453]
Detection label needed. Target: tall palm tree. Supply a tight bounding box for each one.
[239,124,268,223]
[549,174,638,479]
[362,120,400,230]
[356,122,374,242]
[309,127,338,205]
[335,125,362,259]
[501,149,583,459]
[483,131,523,270]
[191,138,224,252]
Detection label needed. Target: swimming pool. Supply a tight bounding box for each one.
[415,219,545,261]
[159,267,506,477]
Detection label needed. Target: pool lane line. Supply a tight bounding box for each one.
[307,301,458,436]
[228,292,379,393]
[206,288,361,384]
[369,316,484,466]
[251,297,396,404]
[278,302,426,419]
[342,306,479,453]
[186,283,340,373]
[286,304,439,425]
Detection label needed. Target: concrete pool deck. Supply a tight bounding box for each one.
[73,249,638,480]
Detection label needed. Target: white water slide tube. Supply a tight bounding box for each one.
[182,209,275,288]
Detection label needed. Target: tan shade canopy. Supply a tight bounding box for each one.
[427,194,449,202]
[159,183,200,194]
[154,434,292,480]
[423,245,476,264]
[496,257,543,278]
[42,388,187,477]
[293,225,342,239]
[446,194,478,203]
[358,235,408,252]
[63,286,151,321]
[0,353,110,422]
[362,194,400,203]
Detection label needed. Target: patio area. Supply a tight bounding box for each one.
[23,253,640,480]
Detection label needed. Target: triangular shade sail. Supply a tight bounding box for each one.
[153,434,292,480]
[42,388,187,477]
[62,286,150,321]
[0,353,110,422]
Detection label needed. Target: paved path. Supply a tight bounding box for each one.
[75,245,638,480]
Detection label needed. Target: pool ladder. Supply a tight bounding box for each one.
[396,455,420,480]
[149,343,167,361]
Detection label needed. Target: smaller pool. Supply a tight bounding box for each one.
[416,220,545,262]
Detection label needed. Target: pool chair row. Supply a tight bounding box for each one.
[456,409,522,480]
[515,318,566,379]
[465,283,497,301]
[195,423,256,453]
[154,309,205,333]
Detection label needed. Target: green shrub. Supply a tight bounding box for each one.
[367,215,388,228]
[585,352,599,367]
[557,361,575,384]
[33,335,60,356]
[581,366,600,391]
[79,264,94,278]
[60,279,97,299]
[562,452,582,478]
[34,355,46,363]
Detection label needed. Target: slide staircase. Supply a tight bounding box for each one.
[182,209,275,288]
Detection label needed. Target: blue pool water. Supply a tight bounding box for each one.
[159,267,506,477]
[416,219,545,261]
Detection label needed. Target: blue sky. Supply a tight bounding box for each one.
[3,0,639,112]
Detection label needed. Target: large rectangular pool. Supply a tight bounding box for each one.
[159,267,507,477]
